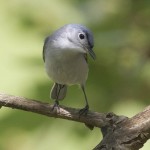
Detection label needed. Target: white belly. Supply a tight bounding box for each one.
[45,49,88,85]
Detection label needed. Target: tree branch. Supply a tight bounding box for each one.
[94,105,150,150]
[0,93,150,150]
[0,93,110,128]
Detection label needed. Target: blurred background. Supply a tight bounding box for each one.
[0,0,150,149]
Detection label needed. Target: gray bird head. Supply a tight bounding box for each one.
[46,24,96,60]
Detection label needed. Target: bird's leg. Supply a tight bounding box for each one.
[52,84,61,111]
[52,84,66,111]
[79,85,89,116]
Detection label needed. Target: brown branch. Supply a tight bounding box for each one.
[0,93,150,150]
[94,105,150,150]
[0,93,111,128]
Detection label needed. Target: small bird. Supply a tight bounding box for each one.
[43,24,96,114]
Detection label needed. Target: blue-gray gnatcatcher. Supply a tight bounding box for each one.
[43,24,96,114]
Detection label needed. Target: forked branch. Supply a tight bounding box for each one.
[0,93,150,150]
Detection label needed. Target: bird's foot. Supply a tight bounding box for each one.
[51,100,60,112]
[79,105,89,116]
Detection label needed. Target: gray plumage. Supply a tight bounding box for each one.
[43,24,95,113]
[51,83,67,100]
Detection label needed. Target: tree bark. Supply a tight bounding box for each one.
[0,93,150,150]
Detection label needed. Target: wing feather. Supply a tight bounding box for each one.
[43,36,49,62]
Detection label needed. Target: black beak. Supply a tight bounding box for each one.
[88,48,96,60]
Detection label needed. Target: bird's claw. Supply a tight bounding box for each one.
[79,105,89,117]
[51,100,60,112]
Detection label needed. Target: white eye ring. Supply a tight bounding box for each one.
[79,33,85,40]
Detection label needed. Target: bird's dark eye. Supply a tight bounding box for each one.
[79,34,85,39]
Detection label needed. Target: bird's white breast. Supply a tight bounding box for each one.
[45,47,88,85]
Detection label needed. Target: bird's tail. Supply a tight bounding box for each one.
[50,83,67,100]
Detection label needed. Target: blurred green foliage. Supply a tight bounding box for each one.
[0,0,150,149]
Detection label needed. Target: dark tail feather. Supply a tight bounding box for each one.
[50,83,67,100]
